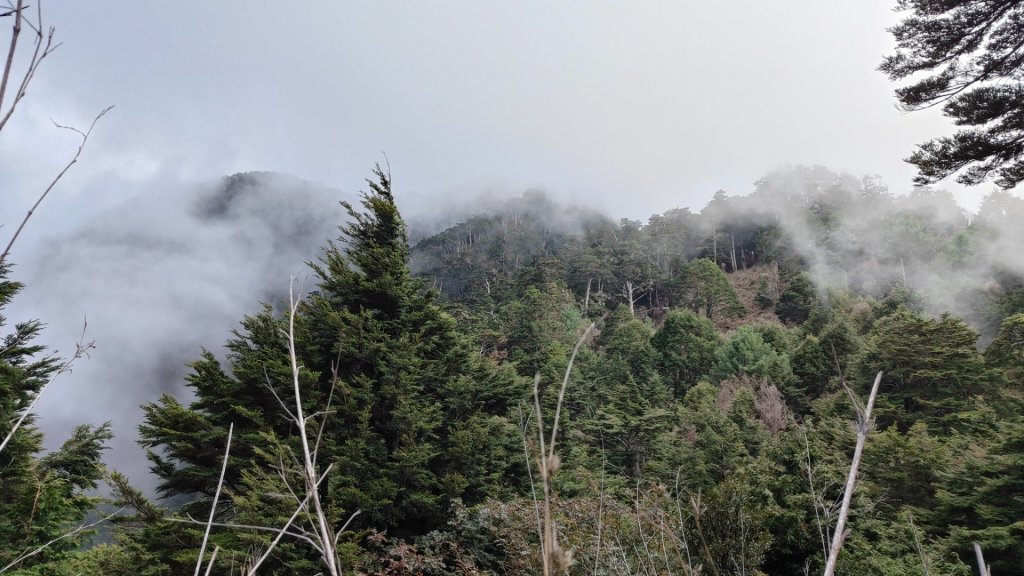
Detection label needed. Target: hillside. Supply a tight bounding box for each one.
[5,166,1024,576]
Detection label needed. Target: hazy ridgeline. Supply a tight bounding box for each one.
[8,165,1023,490]
[7,172,346,486]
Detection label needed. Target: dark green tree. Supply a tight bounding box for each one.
[755,277,774,309]
[881,0,1024,188]
[135,167,522,572]
[857,309,999,431]
[672,258,745,321]
[709,326,795,390]
[932,417,1024,575]
[650,309,719,397]
[985,312,1024,380]
[583,307,673,480]
[776,273,817,325]
[0,264,112,573]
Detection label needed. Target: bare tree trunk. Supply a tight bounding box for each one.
[822,372,883,576]
[286,281,340,576]
[730,234,738,273]
[712,224,718,264]
[583,277,592,312]
[973,542,990,576]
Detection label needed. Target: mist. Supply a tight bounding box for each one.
[708,166,1024,335]
[6,163,1023,492]
[7,172,347,487]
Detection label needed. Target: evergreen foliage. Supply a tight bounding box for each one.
[11,165,1024,576]
[650,309,719,397]
[0,264,112,573]
[776,273,818,325]
[131,168,523,572]
[857,309,1000,431]
[671,257,745,321]
[881,0,1024,188]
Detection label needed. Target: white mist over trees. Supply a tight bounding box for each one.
[8,173,346,485]
[5,0,1024,574]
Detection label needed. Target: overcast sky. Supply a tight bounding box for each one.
[1,0,990,240]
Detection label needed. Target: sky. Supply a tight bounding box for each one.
[0,1,1003,486]
[1,0,988,235]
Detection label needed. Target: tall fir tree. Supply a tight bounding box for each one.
[0,263,112,573]
[134,167,522,573]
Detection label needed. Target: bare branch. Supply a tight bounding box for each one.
[194,422,233,576]
[202,546,220,576]
[332,509,362,549]
[0,318,94,456]
[169,516,323,555]
[262,366,297,423]
[0,506,126,573]
[0,105,114,267]
[244,463,334,576]
[286,276,340,576]
[822,371,883,576]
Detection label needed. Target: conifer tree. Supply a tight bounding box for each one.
[583,307,673,480]
[776,273,817,325]
[857,309,999,431]
[671,258,745,321]
[0,263,112,572]
[135,167,522,572]
[882,0,1024,188]
[651,309,719,398]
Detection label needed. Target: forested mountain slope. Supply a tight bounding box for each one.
[3,166,1023,575]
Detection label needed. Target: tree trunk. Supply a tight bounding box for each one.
[823,372,883,576]
[584,277,592,312]
[712,224,718,263]
[730,234,738,273]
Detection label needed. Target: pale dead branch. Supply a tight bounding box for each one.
[822,371,883,576]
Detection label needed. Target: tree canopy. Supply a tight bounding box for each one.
[881,0,1024,188]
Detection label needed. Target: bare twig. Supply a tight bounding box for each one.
[802,426,832,561]
[194,422,233,576]
[908,513,930,576]
[286,277,340,576]
[243,465,334,576]
[202,546,220,576]
[169,516,323,554]
[0,1,62,133]
[0,319,94,456]
[0,105,114,267]
[822,371,883,576]
[0,506,126,573]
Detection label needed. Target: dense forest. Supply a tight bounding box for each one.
[3,163,1023,575]
[4,0,1024,575]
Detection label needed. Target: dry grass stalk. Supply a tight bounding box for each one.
[530,322,594,575]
